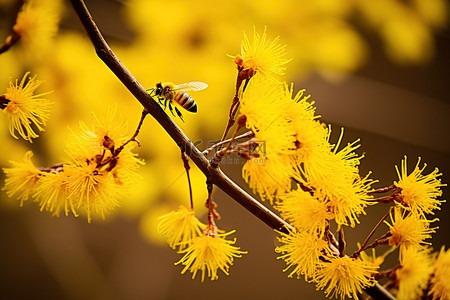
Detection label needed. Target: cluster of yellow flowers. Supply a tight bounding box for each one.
[231,28,448,299]
[157,205,247,281]
[2,107,143,223]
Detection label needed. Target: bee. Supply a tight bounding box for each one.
[147,81,208,121]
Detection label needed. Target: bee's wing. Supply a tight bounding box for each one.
[174,82,208,92]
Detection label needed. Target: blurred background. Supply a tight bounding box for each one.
[0,0,449,299]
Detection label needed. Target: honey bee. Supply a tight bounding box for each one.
[147,81,208,121]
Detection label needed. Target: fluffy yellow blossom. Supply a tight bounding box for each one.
[175,231,247,281]
[276,188,333,235]
[385,207,436,250]
[13,0,61,54]
[429,246,450,300]
[33,171,74,217]
[315,256,378,300]
[282,83,331,165]
[276,230,332,281]
[395,156,445,215]
[302,134,376,227]
[326,173,376,227]
[66,107,130,159]
[63,161,122,223]
[238,77,284,131]
[396,246,433,300]
[2,151,42,206]
[241,109,295,203]
[1,72,52,142]
[59,108,143,222]
[234,27,291,82]
[157,205,206,250]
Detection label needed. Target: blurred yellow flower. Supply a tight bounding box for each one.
[175,231,247,281]
[430,246,450,300]
[395,156,445,215]
[1,72,52,142]
[13,0,61,55]
[396,246,433,300]
[157,205,206,250]
[2,151,42,206]
[315,256,377,300]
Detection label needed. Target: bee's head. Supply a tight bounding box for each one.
[155,82,163,96]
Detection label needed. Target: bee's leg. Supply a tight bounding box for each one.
[168,102,176,117]
[175,107,184,122]
[163,99,168,109]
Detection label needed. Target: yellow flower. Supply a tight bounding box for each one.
[395,156,445,215]
[395,246,433,300]
[64,161,122,223]
[175,231,247,281]
[157,205,206,250]
[385,207,436,250]
[33,171,75,217]
[276,188,333,235]
[2,151,42,206]
[302,133,376,227]
[67,106,130,159]
[276,230,332,281]
[241,116,295,203]
[1,72,52,142]
[325,172,376,227]
[429,246,450,300]
[13,0,61,54]
[238,77,284,131]
[315,256,378,300]
[282,83,330,164]
[235,27,291,82]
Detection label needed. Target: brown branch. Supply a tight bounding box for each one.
[68,1,396,299]
[0,32,20,55]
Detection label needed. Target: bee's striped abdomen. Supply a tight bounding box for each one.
[174,91,198,113]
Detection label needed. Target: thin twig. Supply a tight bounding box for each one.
[202,130,254,155]
[351,207,393,258]
[367,188,402,204]
[218,73,244,145]
[115,108,148,156]
[0,32,20,55]
[181,149,194,210]
[338,227,346,257]
[368,184,396,195]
